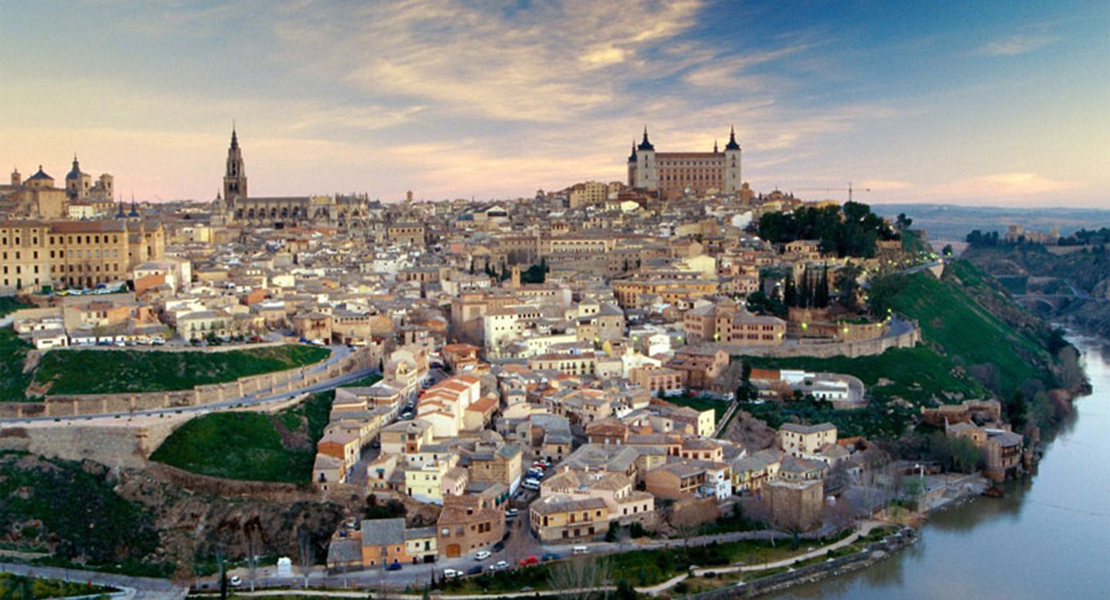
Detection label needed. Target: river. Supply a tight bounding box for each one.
[771,335,1109,599]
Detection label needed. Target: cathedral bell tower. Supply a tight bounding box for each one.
[223,126,247,201]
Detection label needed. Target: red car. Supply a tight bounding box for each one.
[518,555,539,566]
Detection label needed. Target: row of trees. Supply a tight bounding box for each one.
[757,201,900,258]
[783,265,830,309]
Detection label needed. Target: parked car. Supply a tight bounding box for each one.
[572,546,589,555]
[541,552,561,562]
[475,550,492,561]
[443,569,461,579]
[492,541,505,552]
[466,565,484,576]
[521,479,540,491]
[229,576,242,587]
[518,555,539,567]
[386,561,402,571]
[490,561,510,572]
[505,508,520,518]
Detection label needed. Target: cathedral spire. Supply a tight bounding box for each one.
[230,123,239,150]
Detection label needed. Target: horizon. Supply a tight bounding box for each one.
[2,0,1108,207]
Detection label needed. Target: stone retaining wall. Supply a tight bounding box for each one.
[726,320,921,359]
[687,528,918,600]
[0,418,186,470]
[146,462,319,501]
[0,345,377,420]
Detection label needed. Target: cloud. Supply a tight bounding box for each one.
[266,0,708,123]
[976,34,1056,57]
[929,172,1083,199]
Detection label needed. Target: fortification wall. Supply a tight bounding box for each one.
[727,321,920,359]
[0,418,187,469]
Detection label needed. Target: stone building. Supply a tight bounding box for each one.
[436,494,505,558]
[627,127,742,200]
[765,479,823,532]
[0,217,165,294]
[212,128,373,228]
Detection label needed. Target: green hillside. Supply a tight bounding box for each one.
[870,260,1057,399]
[739,260,1068,439]
[33,344,329,395]
[151,391,334,483]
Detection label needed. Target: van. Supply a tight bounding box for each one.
[572,546,589,555]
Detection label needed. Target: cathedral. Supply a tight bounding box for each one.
[212,128,372,229]
[627,127,742,200]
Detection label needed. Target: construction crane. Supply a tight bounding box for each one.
[793,182,871,202]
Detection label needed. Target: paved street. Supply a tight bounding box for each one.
[0,562,187,599]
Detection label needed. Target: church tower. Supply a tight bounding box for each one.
[223,126,247,201]
[723,126,742,194]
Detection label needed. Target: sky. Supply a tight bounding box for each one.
[1,0,1108,207]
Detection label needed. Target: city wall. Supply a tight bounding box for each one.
[726,320,921,359]
[0,418,186,470]
[0,345,377,420]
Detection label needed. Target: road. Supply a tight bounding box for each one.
[0,561,187,599]
[206,522,838,591]
[1,345,378,426]
[197,522,886,597]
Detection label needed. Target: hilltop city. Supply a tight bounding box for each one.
[0,127,1090,597]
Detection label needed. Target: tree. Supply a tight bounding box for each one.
[895,213,913,231]
[216,548,228,600]
[834,263,863,311]
[243,518,263,592]
[783,273,797,307]
[942,244,954,256]
[615,578,638,600]
[1007,391,1028,431]
[548,556,613,600]
[950,437,983,473]
[296,526,314,590]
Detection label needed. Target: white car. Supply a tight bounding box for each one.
[491,561,510,571]
[475,550,492,561]
[443,569,462,579]
[229,576,242,587]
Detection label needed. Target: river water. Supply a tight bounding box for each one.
[771,335,1109,599]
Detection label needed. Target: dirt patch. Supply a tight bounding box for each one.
[721,410,777,450]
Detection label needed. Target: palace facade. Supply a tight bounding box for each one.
[627,128,742,200]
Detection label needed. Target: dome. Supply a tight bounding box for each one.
[66,155,86,180]
[27,166,52,181]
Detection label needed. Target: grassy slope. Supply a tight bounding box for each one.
[33,344,330,395]
[888,260,1054,398]
[150,392,334,483]
[0,330,34,402]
